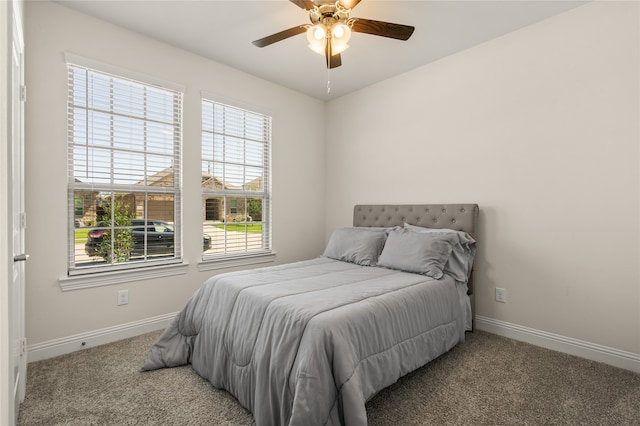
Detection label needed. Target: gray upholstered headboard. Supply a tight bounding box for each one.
[353,204,479,238]
[353,204,479,328]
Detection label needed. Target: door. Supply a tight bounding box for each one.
[9,1,26,422]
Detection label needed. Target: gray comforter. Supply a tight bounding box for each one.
[141,257,465,426]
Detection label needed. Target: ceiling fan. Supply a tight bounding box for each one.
[252,0,415,69]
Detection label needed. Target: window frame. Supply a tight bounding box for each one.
[199,94,274,269]
[64,54,185,281]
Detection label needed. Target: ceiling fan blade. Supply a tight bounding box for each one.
[329,52,342,69]
[339,0,361,9]
[324,40,342,69]
[351,18,415,41]
[252,25,308,48]
[289,0,316,10]
[324,39,342,69]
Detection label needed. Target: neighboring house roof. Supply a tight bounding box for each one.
[200,174,263,192]
[201,174,238,191]
[78,168,262,192]
[142,167,175,187]
[244,176,263,191]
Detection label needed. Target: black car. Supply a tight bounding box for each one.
[85,219,211,258]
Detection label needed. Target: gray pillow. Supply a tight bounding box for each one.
[378,227,457,279]
[323,227,390,266]
[403,224,476,282]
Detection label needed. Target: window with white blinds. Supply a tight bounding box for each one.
[201,98,272,260]
[67,62,183,274]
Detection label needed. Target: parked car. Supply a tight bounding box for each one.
[85,219,211,258]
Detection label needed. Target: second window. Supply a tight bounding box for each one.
[201,98,272,259]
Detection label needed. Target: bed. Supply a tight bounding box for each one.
[142,203,479,426]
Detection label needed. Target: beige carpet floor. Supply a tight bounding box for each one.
[18,330,640,425]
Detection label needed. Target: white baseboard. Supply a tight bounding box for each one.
[475,315,640,373]
[27,312,178,363]
[26,313,640,373]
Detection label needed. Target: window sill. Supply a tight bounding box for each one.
[60,262,189,291]
[198,252,276,272]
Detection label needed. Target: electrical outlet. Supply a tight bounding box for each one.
[117,289,129,306]
[495,287,507,303]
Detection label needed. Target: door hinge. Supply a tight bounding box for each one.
[20,85,26,102]
[20,338,27,356]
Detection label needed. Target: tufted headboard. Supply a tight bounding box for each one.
[353,204,479,238]
[353,204,479,329]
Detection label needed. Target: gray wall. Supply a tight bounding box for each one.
[24,1,327,345]
[325,2,640,355]
[23,1,640,361]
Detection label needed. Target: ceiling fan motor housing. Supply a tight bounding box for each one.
[310,2,350,24]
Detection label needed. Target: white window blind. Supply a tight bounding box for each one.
[67,62,183,274]
[201,98,272,259]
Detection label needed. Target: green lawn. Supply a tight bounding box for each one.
[214,223,263,234]
[74,229,90,243]
[76,224,264,242]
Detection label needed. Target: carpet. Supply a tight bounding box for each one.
[18,330,640,425]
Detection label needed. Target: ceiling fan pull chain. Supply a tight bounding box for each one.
[327,68,331,94]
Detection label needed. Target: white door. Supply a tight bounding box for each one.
[9,1,26,422]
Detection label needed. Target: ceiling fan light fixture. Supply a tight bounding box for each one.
[307,24,327,55]
[307,21,351,56]
[331,22,351,54]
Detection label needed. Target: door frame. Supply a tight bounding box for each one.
[1,1,25,424]
[0,0,12,420]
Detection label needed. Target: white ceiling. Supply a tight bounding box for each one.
[54,0,587,101]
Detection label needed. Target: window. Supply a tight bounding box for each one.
[201,98,272,261]
[74,195,84,218]
[67,60,183,274]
